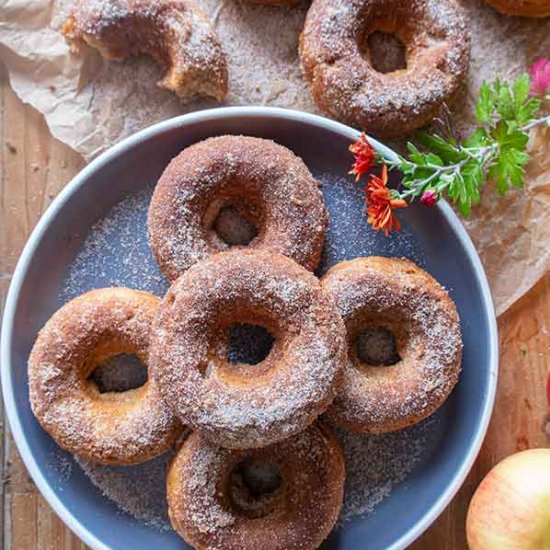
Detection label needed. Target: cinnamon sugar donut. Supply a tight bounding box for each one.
[299,0,471,137]
[244,0,300,4]
[62,0,228,103]
[148,136,328,281]
[321,257,462,434]
[28,288,182,465]
[149,250,346,449]
[167,423,345,550]
[484,0,550,17]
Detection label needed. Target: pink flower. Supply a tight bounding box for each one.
[420,189,439,207]
[529,58,550,97]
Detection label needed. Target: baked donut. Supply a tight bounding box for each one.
[148,135,328,281]
[299,0,471,137]
[244,0,301,4]
[167,423,345,550]
[62,0,228,103]
[149,250,346,449]
[484,0,550,16]
[28,288,182,465]
[321,257,462,434]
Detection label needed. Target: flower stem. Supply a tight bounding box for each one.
[523,114,550,131]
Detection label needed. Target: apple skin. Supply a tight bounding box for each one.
[466,448,550,550]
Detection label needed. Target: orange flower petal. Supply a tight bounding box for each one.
[363,165,406,235]
[349,133,376,181]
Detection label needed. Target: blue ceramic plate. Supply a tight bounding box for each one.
[1,107,498,550]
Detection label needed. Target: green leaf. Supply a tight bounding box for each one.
[515,97,541,126]
[444,173,472,217]
[511,148,531,166]
[461,161,483,205]
[406,143,426,166]
[418,133,461,162]
[444,174,458,200]
[510,74,540,126]
[487,117,531,194]
[463,128,489,148]
[492,121,529,150]
[488,147,527,194]
[494,80,515,120]
[475,82,493,124]
[513,74,530,106]
[425,153,443,167]
[458,199,472,217]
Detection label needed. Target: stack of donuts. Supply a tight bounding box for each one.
[28,136,463,550]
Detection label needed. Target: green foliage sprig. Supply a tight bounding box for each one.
[384,74,549,216]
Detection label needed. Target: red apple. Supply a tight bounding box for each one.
[466,448,550,550]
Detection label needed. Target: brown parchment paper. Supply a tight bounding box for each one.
[0,0,549,315]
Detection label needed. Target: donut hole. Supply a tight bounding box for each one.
[228,459,283,519]
[227,323,275,366]
[213,206,259,246]
[205,189,265,249]
[88,354,148,393]
[355,327,400,366]
[208,315,283,381]
[360,30,407,74]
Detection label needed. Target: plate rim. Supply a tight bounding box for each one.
[0,106,499,550]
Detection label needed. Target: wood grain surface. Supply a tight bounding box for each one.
[1,62,549,550]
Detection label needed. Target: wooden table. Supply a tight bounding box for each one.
[1,62,549,549]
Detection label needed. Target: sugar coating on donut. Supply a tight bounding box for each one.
[29,288,182,465]
[150,250,346,449]
[484,0,550,17]
[148,135,328,281]
[299,0,471,137]
[245,0,301,4]
[62,0,228,102]
[322,257,463,434]
[167,423,345,550]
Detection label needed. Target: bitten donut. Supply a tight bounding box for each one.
[147,136,328,281]
[299,0,471,137]
[484,0,550,17]
[321,257,462,434]
[28,288,182,465]
[167,423,345,550]
[62,0,228,102]
[150,250,346,449]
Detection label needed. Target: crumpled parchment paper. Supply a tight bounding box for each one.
[0,0,548,315]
